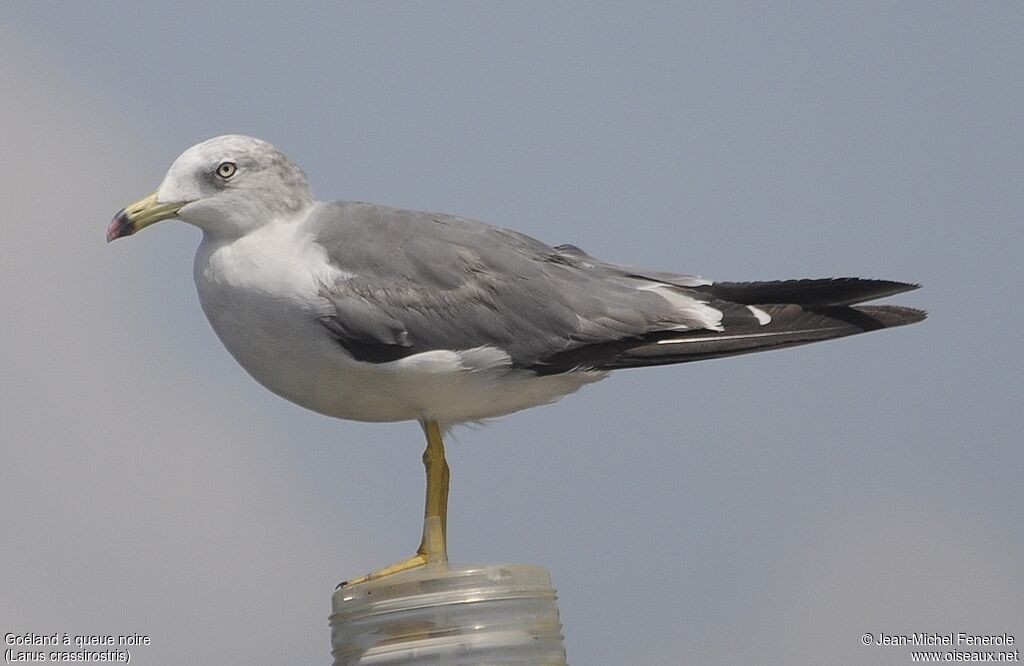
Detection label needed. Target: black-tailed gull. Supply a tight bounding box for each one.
[108,135,925,585]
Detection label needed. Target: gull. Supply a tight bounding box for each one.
[108,135,925,585]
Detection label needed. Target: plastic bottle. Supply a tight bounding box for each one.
[330,520,566,665]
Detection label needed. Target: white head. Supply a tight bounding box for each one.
[108,135,314,242]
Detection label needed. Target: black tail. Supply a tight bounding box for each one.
[532,278,926,374]
[602,302,926,369]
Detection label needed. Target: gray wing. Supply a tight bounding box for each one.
[309,201,924,373]
[308,201,722,368]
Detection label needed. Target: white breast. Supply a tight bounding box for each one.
[192,224,605,425]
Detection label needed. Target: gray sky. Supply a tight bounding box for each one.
[1,3,1021,664]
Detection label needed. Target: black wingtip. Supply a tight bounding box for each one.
[873,280,922,297]
[708,277,922,307]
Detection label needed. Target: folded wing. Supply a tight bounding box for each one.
[309,201,925,372]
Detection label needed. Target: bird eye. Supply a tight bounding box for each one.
[216,161,237,179]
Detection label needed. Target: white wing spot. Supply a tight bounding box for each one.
[746,305,772,325]
[637,284,724,331]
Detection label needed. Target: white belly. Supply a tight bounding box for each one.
[193,232,605,424]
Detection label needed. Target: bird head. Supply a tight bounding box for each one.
[107,135,313,242]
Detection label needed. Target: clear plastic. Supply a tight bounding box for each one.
[330,559,567,665]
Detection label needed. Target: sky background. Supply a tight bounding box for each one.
[1,3,1021,665]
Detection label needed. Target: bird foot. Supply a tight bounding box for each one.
[337,552,430,589]
[337,516,447,589]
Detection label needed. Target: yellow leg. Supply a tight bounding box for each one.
[340,420,449,588]
[418,419,450,558]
